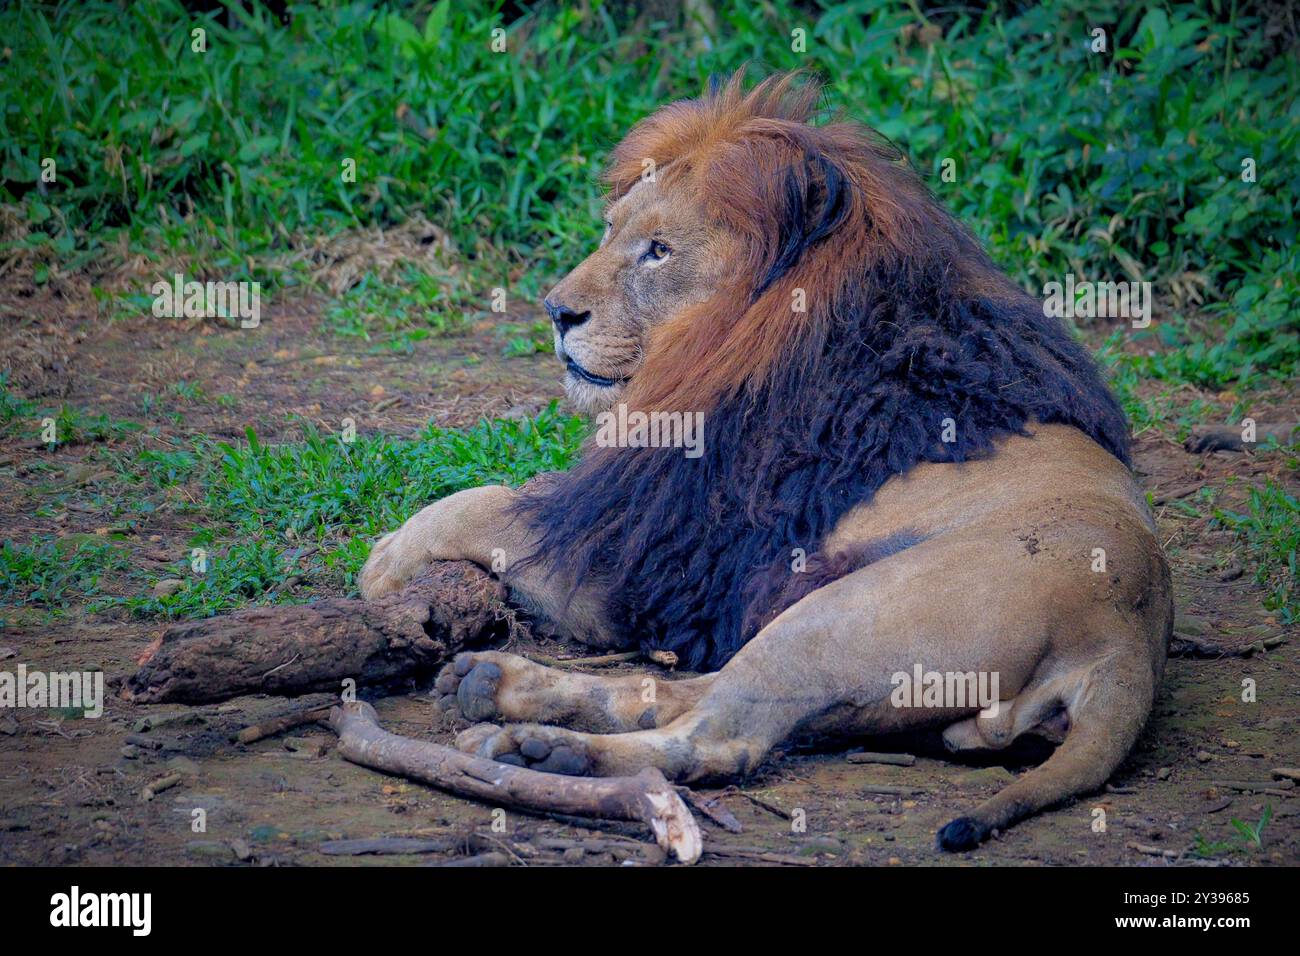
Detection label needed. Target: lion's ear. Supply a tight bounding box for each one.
[757,153,852,296]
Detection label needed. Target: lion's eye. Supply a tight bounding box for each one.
[646,240,672,262]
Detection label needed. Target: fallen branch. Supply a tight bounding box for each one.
[234,706,332,745]
[327,701,702,864]
[1170,631,1288,658]
[125,562,519,704]
[679,788,744,833]
[1184,423,1298,454]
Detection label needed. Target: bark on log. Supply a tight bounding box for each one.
[124,562,518,705]
[328,701,702,864]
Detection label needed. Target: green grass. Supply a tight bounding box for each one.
[323,265,474,347]
[0,382,144,447]
[146,403,585,614]
[1213,478,1299,624]
[0,537,129,613]
[4,402,584,620]
[3,1,1296,386]
[1231,804,1274,849]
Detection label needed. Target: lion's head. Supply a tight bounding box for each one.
[543,175,741,414]
[543,69,954,415]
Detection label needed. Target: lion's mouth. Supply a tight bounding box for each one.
[564,356,625,388]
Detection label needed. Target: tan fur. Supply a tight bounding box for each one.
[360,84,1172,850]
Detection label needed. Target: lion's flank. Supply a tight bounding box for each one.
[517,70,1130,671]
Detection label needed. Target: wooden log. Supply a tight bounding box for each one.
[327,701,702,864]
[124,562,519,705]
[1184,423,1298,453]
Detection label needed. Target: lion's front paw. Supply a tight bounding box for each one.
[357,530,420,601]
[433,652,504,722]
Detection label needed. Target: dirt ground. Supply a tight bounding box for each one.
[1,289,1297,867]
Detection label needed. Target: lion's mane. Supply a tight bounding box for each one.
[517,72,1130,670]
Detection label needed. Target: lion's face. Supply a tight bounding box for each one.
[543,178,739,413]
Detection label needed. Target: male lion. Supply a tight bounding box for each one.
[360,72,1172,851]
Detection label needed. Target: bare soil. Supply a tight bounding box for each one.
[1,291,1296,867]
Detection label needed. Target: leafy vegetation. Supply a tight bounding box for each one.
[3,1,1295,383]
[0,400,585,618]
[1214,479,1299,624]
[0,537,129,613]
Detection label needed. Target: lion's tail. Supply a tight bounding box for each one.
[936,645,1160,851]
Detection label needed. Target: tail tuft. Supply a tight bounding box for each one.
[936,816,988,852]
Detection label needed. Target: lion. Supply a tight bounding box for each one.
[359,71,1172,851]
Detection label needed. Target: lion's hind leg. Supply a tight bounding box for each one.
[935,644,1158,851]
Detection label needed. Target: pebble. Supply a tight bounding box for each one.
[1195,751,1213,763]
[165,755,201,776]
[1216,562,1244,582]
[1156,767,1172,780]
[152,578,185,598]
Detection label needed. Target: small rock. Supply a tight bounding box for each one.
[1196,751,1213,763]
[230,839,254,862]
[0,716,18,736]
[1272,767,1300,782]
[562,846,585,864]
[120,744,141,760]
[1174,612,1209,636]
[165,756,201,776]
[153,578,185,598]
[1156,767,1172,780]
[0,646,16,660]
[1216,562,1243,582]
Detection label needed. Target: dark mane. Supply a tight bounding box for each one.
[515,72,1130,671]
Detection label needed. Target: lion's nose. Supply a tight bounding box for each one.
[544,298,591,335]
